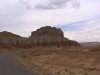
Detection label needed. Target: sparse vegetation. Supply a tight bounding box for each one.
[86,67,98,71]
[15,46,100,75]
[0,48,19,55]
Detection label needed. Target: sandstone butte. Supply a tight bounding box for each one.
[0,26,80,48]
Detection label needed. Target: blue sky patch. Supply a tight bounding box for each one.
[56,20,88,32]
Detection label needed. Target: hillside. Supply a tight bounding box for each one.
[0,31,22,38]
[80,42,100,47]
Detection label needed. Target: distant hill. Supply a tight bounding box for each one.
[80,42,100,47]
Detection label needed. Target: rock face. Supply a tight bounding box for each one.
[0,31,22,38]
[30,26,64,38]
[0,26,80,48]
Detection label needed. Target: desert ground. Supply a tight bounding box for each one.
[16,46,100,75]
[0,48,17,55]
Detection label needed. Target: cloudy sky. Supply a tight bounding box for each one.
[0,0,100,42]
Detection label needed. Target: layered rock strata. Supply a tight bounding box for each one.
[0,26,80,48]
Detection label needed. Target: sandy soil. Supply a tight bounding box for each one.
[16,46,100,75]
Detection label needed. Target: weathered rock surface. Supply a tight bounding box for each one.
[0,26,80,48]
[0,31,22,38]
[30,26,64,38]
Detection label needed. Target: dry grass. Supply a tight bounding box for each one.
[0,48,16,55]
[0,47,25,55]
[16,46,100,75]
[0,49,10,55]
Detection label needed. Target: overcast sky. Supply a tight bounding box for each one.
[0,0,100,42]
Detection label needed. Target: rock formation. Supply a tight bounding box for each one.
[29,26,80,47]
[0,26,80,48]
[0,31,22,38]
[30,26,64,38]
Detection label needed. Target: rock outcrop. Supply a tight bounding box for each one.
[30,26,64,38]
[0,31,22,38]
[0,26,80,48]
[29,26,80,47]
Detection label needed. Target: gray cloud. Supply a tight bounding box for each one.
[19,0,80,10]
[71,0,80,9]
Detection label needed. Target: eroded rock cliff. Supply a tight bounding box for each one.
[0,26,80,48]
[30,26,64,38]
[0,31,22,38]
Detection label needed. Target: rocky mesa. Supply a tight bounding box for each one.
[0,26,80,48]
[30,26,64,38]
